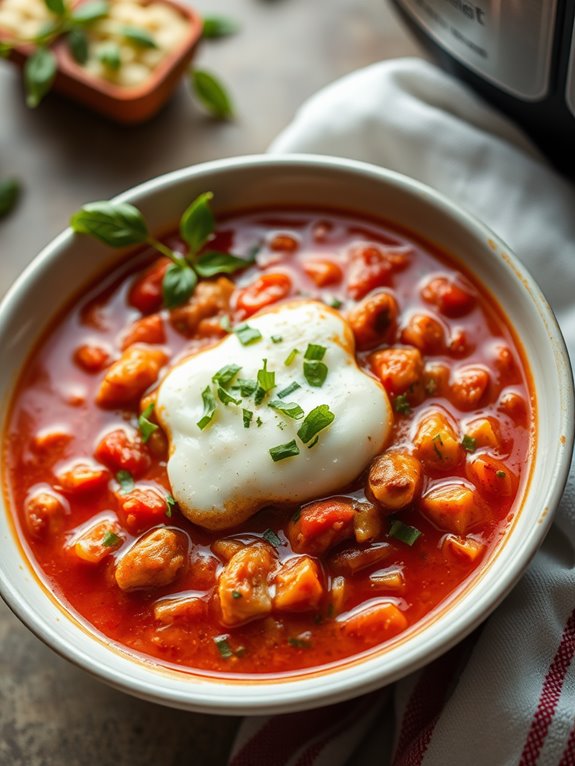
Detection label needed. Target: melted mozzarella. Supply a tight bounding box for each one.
[156,300,392,530]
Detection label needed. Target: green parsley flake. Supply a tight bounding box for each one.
[461,434,477,453]
[214,635,234,659]
[325,295,343,309]
[165,494,177,518]
[262,528,282,547]
[304,343,326,361]
[138,403,159,443]
[394,394,411,415]
[284,348,300,366]
[496,470,507,478]
[271,335,283,344]
[242,409,253,428]
[217,386,242,406]
[255,359,275,404]
[234,324,262,346]
[307,435,319,449]
[115,470,134,495]
[197,385,217,430]
[269,439,300,462]
[388,519,421,546]
[232,591,242,600]
[212,364,241,387]
[297,404,335,444]
[256,417,263,428]
[219,315,232,333]
[288,634,311,649]
[277,381,301,399]
[234,378,258,396]
[102,530,120,547]
[303,359,328,387]
[433,433,444,461]
[268,399,304,420]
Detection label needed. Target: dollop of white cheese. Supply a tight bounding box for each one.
[156,300,392,530]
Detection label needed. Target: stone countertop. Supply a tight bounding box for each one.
[0,2,420,763]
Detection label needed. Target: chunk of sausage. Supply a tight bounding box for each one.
[273,556,323,612]
[234,273,292,318]
[466,454,516,498]
[121,314,165,350]
[73,518,123,564]
[421,274,476,317]
[367,452,422,511]
[450,366,491,410]
[153,596,206,624]
[369,346,423,396]
[400,313,445,355]
[96,345,167,408]
[413,411,462,470]
[170,277,234,337]
[24,491,66,539]
[347,290,399,350]
[115,528,188,592]
[347,244,410,300]
[218,544,275,626]
[420,484,485,535]
[288,497,356,556]
[95,428,150,477]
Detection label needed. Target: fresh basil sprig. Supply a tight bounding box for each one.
[70,192,255,308]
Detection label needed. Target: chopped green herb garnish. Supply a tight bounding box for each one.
[271,335,283,344]
[269,439,300,462]
[217,386,242,406]
[197,385,217,430]
[325,295,343,309]
[262,529,282,547]
[297,404,335,444]
[496,470,507,478]
[388,519,422,546]
[433,433,444,461]
[268,399,305,420]
[234,324,262,346]
[303,360,328,387]
[284,348,300,366]
[232,590,242,600]
[255,359,275,404]
[288,635,311,649]
[394,394,411,415]
[102,530,120,547]
[212,364,241,387]
[304,343,326,361]
[462,435,477,453]
[138,403,159,443]
[220,315,232,333]
[256,417,263,428]
[234,378,258,396]
[242,409,253,428]
[277,381,301,399]
[214,635,234,659]
[115,470,134,495]
[165,494,177,518]
[307,435,319,449]
[292,508,301,522]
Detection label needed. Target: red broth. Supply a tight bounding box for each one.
[4,210,533,675]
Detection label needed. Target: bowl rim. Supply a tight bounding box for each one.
[0,153,573,714]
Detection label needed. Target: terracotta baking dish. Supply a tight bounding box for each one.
[0,0,203,124]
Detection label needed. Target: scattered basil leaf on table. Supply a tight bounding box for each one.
[25,47,57,108]
[0,179,21,218]
[190,69,234,120]
[67,28,89,65]
[70,201,148,246]
[202,16,239,39]
[162,262,197,309]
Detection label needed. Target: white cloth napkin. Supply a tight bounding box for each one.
[229,59,575,766]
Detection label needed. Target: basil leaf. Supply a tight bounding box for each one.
[212,364,241,387]
[197,386,217,430]
[115,470,134,495]
[202,16,239,39]
[269,439,300,462]
[180,192,214,256]
[71,0,109,24]
[268,399,304,420]
[304,343,326,361]
[67,28,89,65]
[162,262,197,309]
[190,69,234,120]
[122,26,158,48]
[234,324,262,346]
[217,386,241,406]
[25,47,57,108]
[44,0,67,16]
[297,404,334,444]
[138,403,158,443]
[303,359,328,387]
[102,530,120,547]
[70,201,148,247]
[242,409,253,428]
[195,250,255,277]
[98,42,121,71]
[0,179,20,218]
[388,520,421,546]
[277,381,300,399]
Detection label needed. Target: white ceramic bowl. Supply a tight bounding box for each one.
[0,155,573,715]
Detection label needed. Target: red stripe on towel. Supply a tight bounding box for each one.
[519,609,575,766]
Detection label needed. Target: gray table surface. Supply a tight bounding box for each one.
[0,2,420,763]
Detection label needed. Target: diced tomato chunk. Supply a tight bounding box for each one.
[56,462,110,496]
[117,486,170,532]
[128,258,170,314]
[421,274,476,318]
[95,428,150,477]
[74,344,110,373]
[347,245,393,300]
[234,273,292,317]
[288,498,356,555]
[269,234,299,252]
[339,600,408,642]
[121,314,166,350]
[302,258,343,287]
